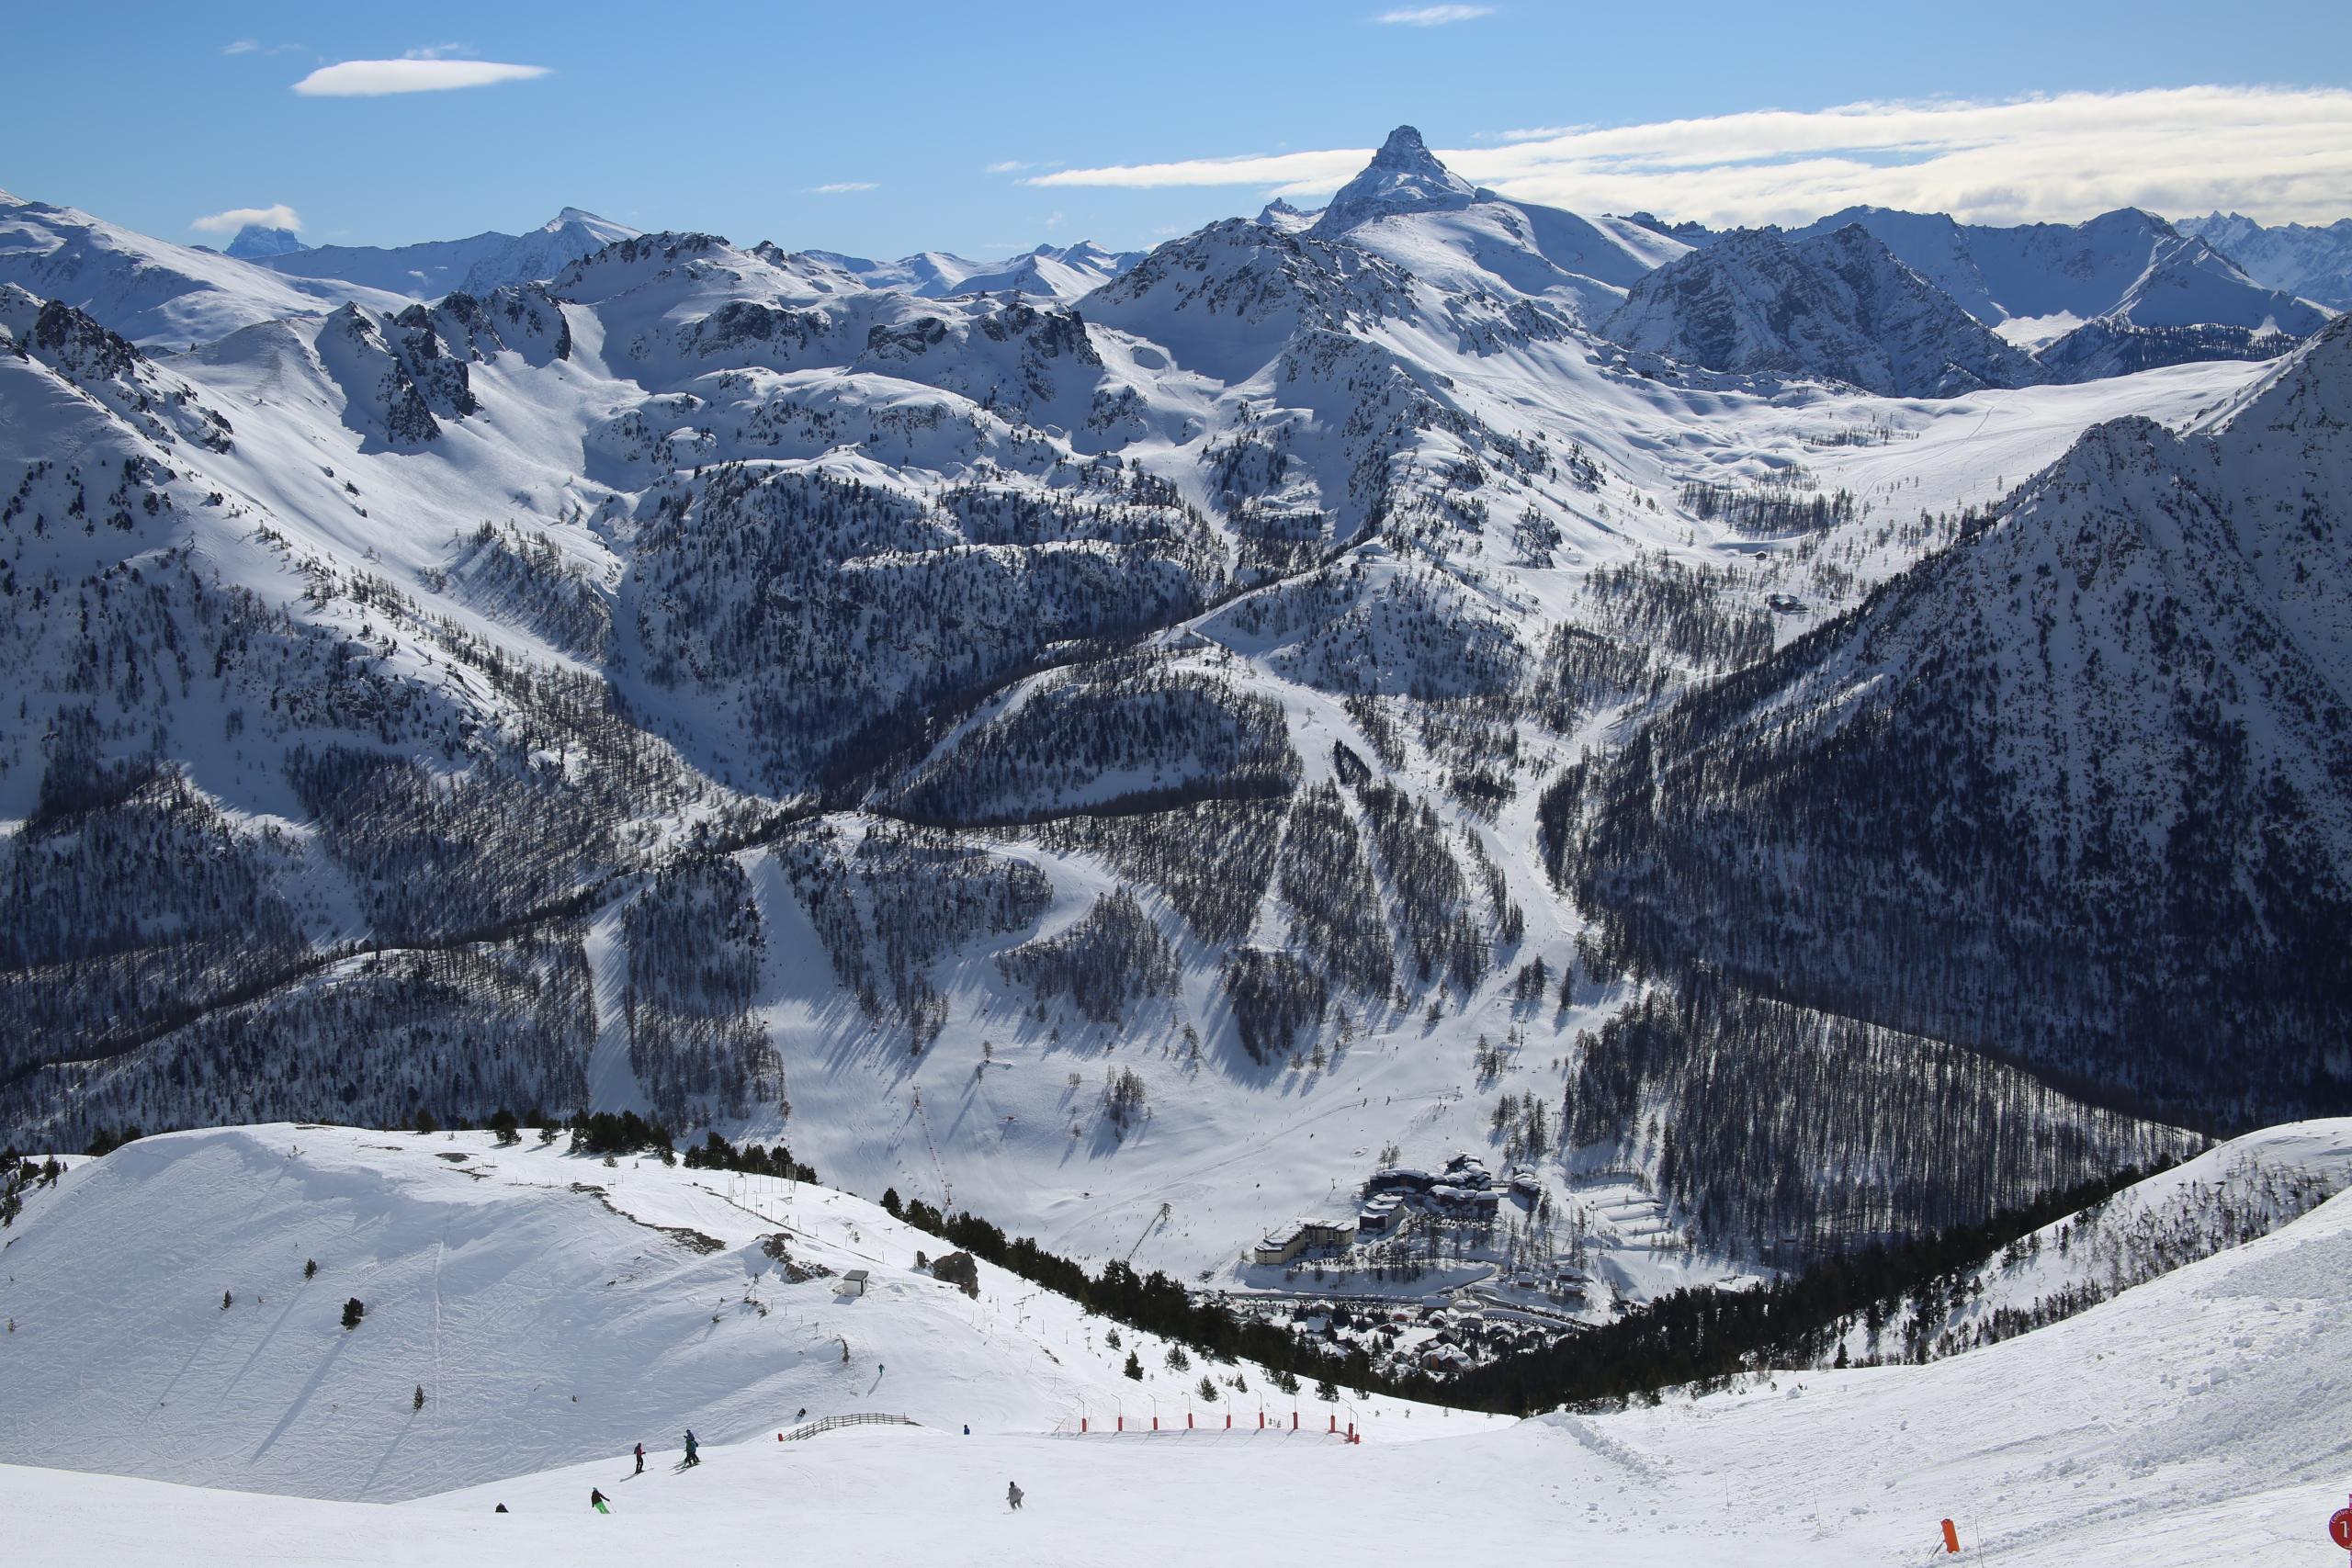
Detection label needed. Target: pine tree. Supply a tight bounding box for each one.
[342,1297,366,1330]
[1124,1351,1143,1381]
[413,1384,425,1412]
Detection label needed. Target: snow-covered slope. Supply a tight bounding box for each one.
[7,1120,2352,1564]
[2181,210,2352,311]
[1788,205,2331,337]
[0,188,410,348]
[1601,223,2041,395]
[0,1122,1432,1501]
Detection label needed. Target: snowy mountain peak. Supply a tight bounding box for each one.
[542,207,636,243]
[223,224,303,259]
[1315,124,1479,234]
[1256,197,1319,234]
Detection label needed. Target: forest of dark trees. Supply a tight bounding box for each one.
[1540,497,2352,1129]
[1559,977,2193,1255]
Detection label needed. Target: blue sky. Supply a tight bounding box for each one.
[7,0,2350,259]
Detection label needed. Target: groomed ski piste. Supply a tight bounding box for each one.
[5,1121,2350,1564]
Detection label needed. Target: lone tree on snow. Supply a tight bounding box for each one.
[413,1384,425,1412]
[342,1297,367,1330]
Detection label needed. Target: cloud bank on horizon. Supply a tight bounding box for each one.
[1025,86,2352,227]
[190,204,300,235]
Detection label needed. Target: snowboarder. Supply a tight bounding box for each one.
[633,1442,645,1475]
[962,1424,970,1436]
[590,1488,610,1514]
[683,1429,699,1467]
[1007,1481,1024,1511]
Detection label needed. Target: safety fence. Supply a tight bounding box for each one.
[778,1412,918,1442]
[1054,1409,1361,1444]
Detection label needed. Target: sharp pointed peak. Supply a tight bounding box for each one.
[1314,124,1477,235]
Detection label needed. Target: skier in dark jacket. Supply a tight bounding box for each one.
[633,1442,645,1475]
[683,1429,700,1466]
[590,1487,610,1514]
[1007,1480,1024,1511]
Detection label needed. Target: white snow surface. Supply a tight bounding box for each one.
[5,1121,2352,1563]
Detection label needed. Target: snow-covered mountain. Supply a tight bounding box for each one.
[0,188,410,348]
[222,223,304,260]
[0,152,2327,1295]
[2179,209,2352,310]
[807,240,1141,302]
[1786,205,2331,341]
[254,208,642,299]
[1601,223,2041,396]
[1546,313,2352,1124]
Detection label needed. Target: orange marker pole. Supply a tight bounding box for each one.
[1941,1518,1961,1555]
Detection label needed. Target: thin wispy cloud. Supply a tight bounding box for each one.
[222,39,258,56]
[191,204,300,235]
[808,181,879,195]
[984,160,1031,175]
[291,58,550,96]
[1026,86,2352,226]
[1374,5,1494,24]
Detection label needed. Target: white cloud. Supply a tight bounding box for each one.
[1374,5,1494,23]
[1027,86,2352,227]
[291,58,549,96]
[191,204,301,235]
[984,160,1031,175]
[807,182,878,195]
[223,39,258,55]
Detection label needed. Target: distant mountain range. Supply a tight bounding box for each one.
[1602,224,2041,398]
[2179,211,2352,310]
[1,129,2346,1285]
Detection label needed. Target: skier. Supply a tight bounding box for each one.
[683,1428,700,1467]
[633,1442,645,1475]
[590,1487,610,1514]
[1007,1480,1024,1511]
[493,1504,508,1514]
[963,1424,970,1436]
